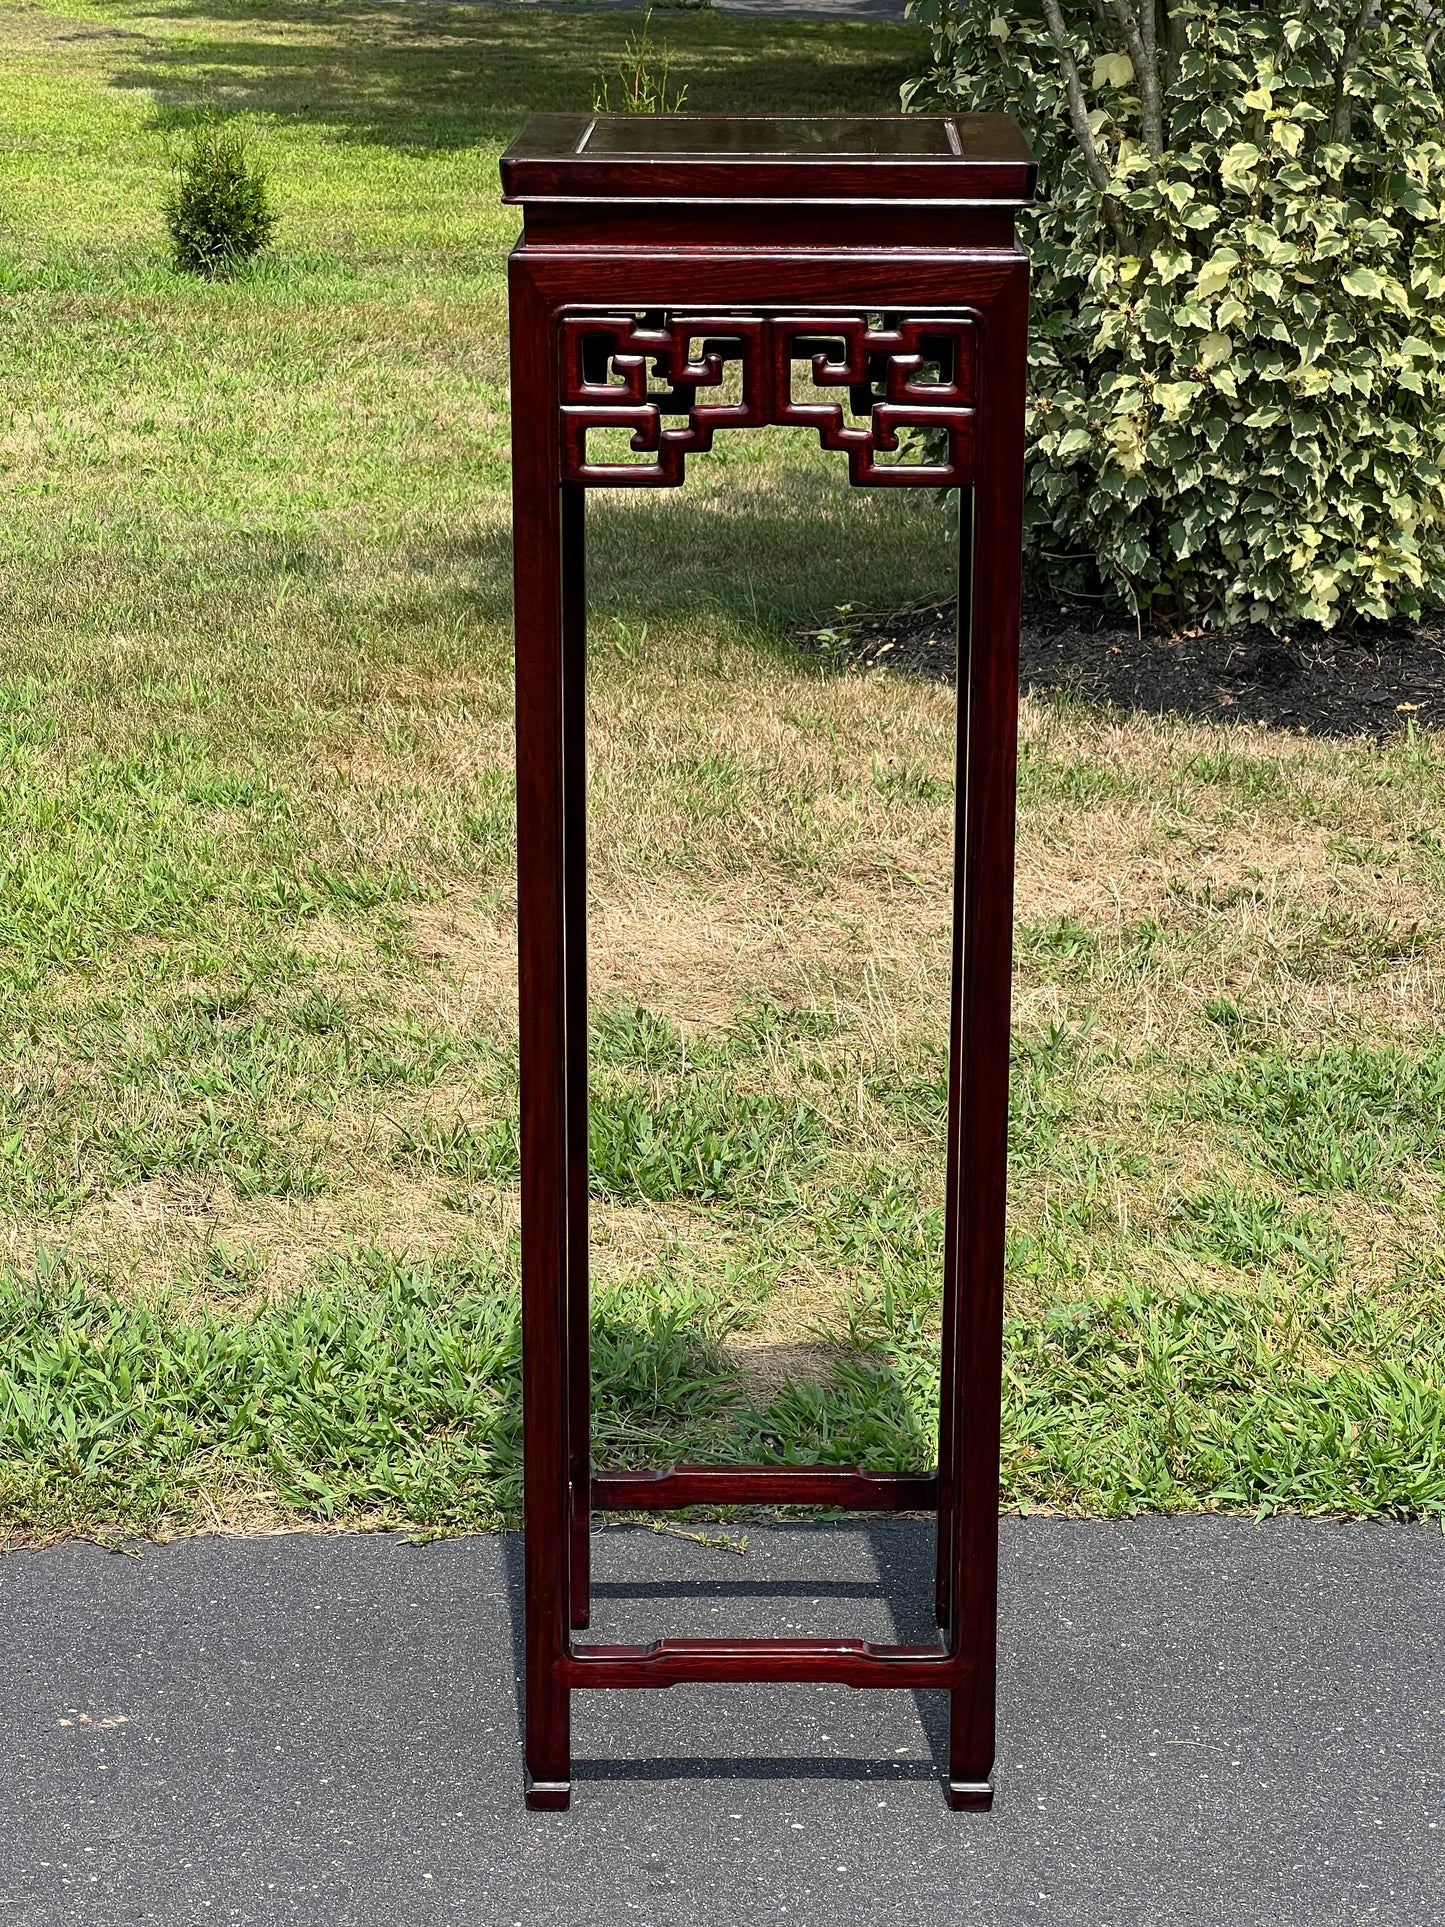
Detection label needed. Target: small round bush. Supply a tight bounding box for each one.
[163,117,275,278]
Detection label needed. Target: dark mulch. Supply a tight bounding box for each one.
[795,597,1445,738]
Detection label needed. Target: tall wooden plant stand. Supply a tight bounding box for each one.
[501,113,1035,1813]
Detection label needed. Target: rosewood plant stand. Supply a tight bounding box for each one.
[501,112,1036,1813]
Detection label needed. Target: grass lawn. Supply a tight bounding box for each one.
[2,0,1444,1543]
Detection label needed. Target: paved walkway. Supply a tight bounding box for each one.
[0,1516,1439,1924]
[673,0,910,15]
[458,0,916,19]
[707,0,912,15]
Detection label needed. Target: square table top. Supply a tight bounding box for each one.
[500,113,1036,207]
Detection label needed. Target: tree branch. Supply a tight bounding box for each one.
[1158,0,1187,89]
[1331,0,1374,142]
[1107,0,1165,162]
[1040,0,1133,246]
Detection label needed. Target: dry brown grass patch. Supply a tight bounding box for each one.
[724,1339,838,1396]
[31,1173,503,1310]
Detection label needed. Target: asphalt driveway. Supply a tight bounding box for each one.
[0,1515,1439,1924]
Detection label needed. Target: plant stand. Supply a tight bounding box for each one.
[501,111,1035,1812]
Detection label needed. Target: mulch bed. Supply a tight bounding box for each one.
[796,597,1445,738]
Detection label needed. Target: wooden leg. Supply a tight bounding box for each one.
[944,266,1029,1810]
[935,484,975,1635]
[561,482,592,1633]
[512,264,572,1810]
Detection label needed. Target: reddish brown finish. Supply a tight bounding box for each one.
[592,1466,939,1512]
[564,1639,954,1689]
[524,209,1026,257]
[558,310,978,486]
[561,480,590,1634]
[510,256,572,1814]
[500,112,1036,205]
[505,112,1034,1816]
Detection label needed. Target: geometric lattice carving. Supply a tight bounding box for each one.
[558,310,978,487]
[559,313,768,487]
[770,314,976,486]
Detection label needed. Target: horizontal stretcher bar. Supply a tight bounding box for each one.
[562,1637,961,1690]
[590,1465,939,1512]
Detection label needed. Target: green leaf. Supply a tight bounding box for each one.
[1195,249,1240,299]
[1152,248,1194,285]
[1092,52,1135,89]
[1219,143,1262,194]
[1155,380,1204,417]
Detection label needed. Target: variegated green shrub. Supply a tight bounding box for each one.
[906,1,1445,627]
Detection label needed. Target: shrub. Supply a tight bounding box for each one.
[163,116,275,277]
[906,2,1445,629]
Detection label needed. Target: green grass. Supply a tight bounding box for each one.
[0,1243,755,1535]
[1198,1044,1445,1193]
[2,0,1445,1540]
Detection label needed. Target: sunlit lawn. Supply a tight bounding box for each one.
[2,0,1444,1541]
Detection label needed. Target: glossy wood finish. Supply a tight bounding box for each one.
[561,481,591,1635]
[511,255,572,1814]
[505,113,1034,1816]
[559,310,979,488]
[592,1466,939,1512]
[501,111,1036,205]
[564,1639,953,1689]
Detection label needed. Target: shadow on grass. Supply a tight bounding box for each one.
[431,456,954,644]
[106,0,926,153]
